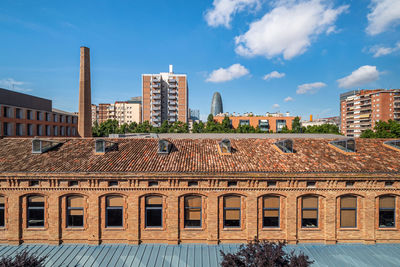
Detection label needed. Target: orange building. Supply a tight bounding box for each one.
[214,115,297,132]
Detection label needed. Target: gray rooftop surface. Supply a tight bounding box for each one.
[1,243,400,267]
[108,133,343,139]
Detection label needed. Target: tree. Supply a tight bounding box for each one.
[192,121,205,133]
[220,238,313,267]
[0,249,47,267]
[205,114,218,132]
[292,116,302,133]
[92,121,101,137]
[360,120,400,138]
[220,116,233,133]
[304,124,339,134]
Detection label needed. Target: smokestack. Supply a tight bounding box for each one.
[78,46,92,137]
[310,115,313,122]
[169,64,173,74]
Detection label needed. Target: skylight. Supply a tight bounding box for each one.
[329,138,356,153]
[383,140,400,150]
[32,138,63,154]
[274,139,293,153]
[158,139,171,154]
[94,139,118,154]
[219,139,232,155]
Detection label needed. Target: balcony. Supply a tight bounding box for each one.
[169,117,177,122]
[168,95,177,100]
[152,101,161,106]
[168,105,177,111]
[169,89,178,94]
[168,101,177,106]
[152,77,160,83]
[168,83,177,88]
[168,78,177,83]
[152,89,161,94]
[152,106,161,111]
[151,95,161,100]
[152,111,161,117]
[151,83,160,89]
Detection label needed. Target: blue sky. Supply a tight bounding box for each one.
[0,0,399,121]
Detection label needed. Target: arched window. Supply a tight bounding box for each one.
[379,196,395,228]
[0,196,4,227]
[27,196,44,227]
[184,196,201,228]
[145,196,162,227]
[340,196,357,228]
[223,196,241,228]
[106,196,124,227]
[301,196,318,228]
[263,196,280,228]
[67,196,84,228]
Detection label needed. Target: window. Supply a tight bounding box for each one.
[379,196,395,228]
[188,181,198,187]
[68,181,79,187]
[302,196,318,228]
[36,112,42,121]
[37,125,42,136]
[223,196,241,228]
[276,120,287,132]
[108,181,118,187]
[16,108,22,119]
[263,196,279,227]
[148,181,158,187]
[3,122,11,136]
[29,180,39,187]
[61,126,65,136]
[346,181,354,187]
[184,196,201,227]
[340,196,357,228]
[158,139,171,154]
[259,120,269,131]
[385,181,394,188]
[27,196,44,227]
[306,181,316,188]
[219,139,232,154]
[330,138,356,152]
[0,196,4,227]
[267,181,277,188]
[67,196,84,227]
[27,124,33,136]
[3,106,11,118]
[46,125,51,136]
[227,181,237,187]
[274,139,293,153]
[27,110,33,120]
[46,113,51,121]
[16,123,23,136]
[145,196,162,227]
[106,196,123,227]
[54,126,58,136]
[239,120,250,126]
[54,114,58,122]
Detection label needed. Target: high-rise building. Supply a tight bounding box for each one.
[340,89,400,137]
[93,97,142,125]
[210,92,223,116]
[91,104,99,125]
[98,103,110,124]
[142,65,188,127]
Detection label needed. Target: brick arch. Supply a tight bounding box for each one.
[20,192,48,199]
[218,192,247,199]
[297,193,326,200]
[258,193,287,199]
[336,193,365,199]
[375,193,400,199]
[178,192,208,199]
[99,192,128,199]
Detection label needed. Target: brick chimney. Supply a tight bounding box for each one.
[78,46,92,137]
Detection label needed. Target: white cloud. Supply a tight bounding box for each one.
[205,0,260,28]
[284,96,294,102]
[263,71,285,81]
[235,0,348,60]
[0,78,32,92]
[368,42,400,57]
[272,103,280,109]
[206,63,249,83]
[366,0,400,35]
[296,82,326,94]
[337,65,380,89]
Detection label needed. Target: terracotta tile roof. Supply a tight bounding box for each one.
[0,138,399,174]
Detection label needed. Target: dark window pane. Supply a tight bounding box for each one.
[146,209,162,227]
[107,208,123,227]
[302,218,318,228]
[67,213,83,227]
[28,209,44,227]
[0,209,4,227]
[263,217,279,227]
[379,210,395,227]
[224,219,240,227]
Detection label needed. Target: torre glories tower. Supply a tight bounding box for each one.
[210,92,223,116]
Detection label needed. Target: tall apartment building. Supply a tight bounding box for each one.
[0,88,78,137]
[340,89,400,137]
[92,97,142,125]
[91,104,99,124]
[142,65,188,127]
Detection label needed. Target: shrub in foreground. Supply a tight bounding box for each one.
[220,238,313,267]
[0,250,47,267]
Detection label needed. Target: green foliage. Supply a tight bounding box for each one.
[291,116,302,133]
[360,120,400,138]
[304,124,340,134]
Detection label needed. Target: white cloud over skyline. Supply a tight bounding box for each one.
[366,0,400,35]
[337,65,380,89]
[263,71,285,81]
[0,78,32,92]
[296,82,326,94]
[235,0,348,60]
[204,0,260,28]
[284,96,294,102]
[368,42,400,57]
[272,103,280,109]
[206,63,249,83]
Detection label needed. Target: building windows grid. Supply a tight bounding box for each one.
[145,196,163,228]
[379,196,395,228]
[263,196,280,228]
[301,196,318,228]
[66,196,84,228]
[27,196,45,228]
[184,196,202,228]
[340,196,357,228]
[106,196,123,228]
[223,196,241,228]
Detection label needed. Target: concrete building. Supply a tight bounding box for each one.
[92,98,142,126]
[98,103,110,124]
[0,136,400,245]
[91,104,99,125]
[210,92,223,116]
[0,88,78,137]
[214,113,297,132]
[340,89,400,137]
[301,116,340,128]
[142,65,188,127]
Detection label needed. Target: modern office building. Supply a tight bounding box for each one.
[210,92,223,116]
[214,113,297,132]
[0,135,400,245]
[0,88,78,137]
[340,89,400,137]
[92,97,142,125]
[142,65,188,127]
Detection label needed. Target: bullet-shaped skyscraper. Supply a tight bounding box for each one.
[210,92,223,116]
